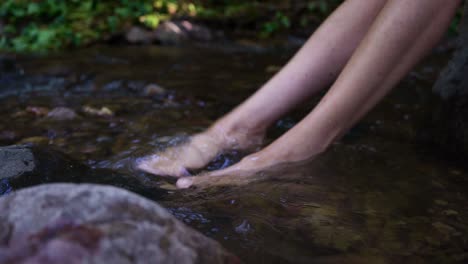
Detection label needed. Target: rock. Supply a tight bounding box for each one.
[154,20,214,45]
[432,2,468,159]
[0,184,240,264]
[0,179,11,195]
[126,80,147,93]
[47,107,77,121]
[0,145,35,181]
[0,145,95,193]
[125,26,157,44]
[25,106,49,117]
[154,21,189,45]
[0,145,166,199]
[124,21,216,45]
[432,222,457,238]
[143,83,166,97]
[101,80,124,91]
[82,105,114,117]
[177,20,213,42]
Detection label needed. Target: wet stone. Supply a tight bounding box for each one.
[0,145,35,181]
[125,26,157,44]
[82,105,114,117]
[143,83,167,97]
[101,80,124,92]
[0,145,166,200]
[0,145,99,198]
[25,106,49,117]
[153,20,215,45]
[0,184,240,264]
[0,179,12,196]
[46,107,77,121]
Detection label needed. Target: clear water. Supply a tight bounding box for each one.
[1,45,467,263]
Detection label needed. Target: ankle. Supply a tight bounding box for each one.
[208,120,266,150]
[260,135,329,164]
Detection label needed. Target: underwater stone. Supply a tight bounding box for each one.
[0,145,35,181]
[46,107,77,121]
[0,145,167,200]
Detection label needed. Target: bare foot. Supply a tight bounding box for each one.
[136,125,264,177]
[176,146,317,188]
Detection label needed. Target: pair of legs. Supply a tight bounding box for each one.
[138,0,461,188]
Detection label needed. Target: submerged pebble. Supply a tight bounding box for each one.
[82,105,113,117]
[47,107,77,121]
[234,220,251,234]
[144,83,166,97]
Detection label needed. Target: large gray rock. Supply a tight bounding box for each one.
[0,184,240,264]
[432,3,468,157]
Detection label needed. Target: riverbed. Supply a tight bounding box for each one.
[1,44,467,263]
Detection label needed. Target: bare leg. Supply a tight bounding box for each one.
[178,0,461,187]
[137,0,387,176]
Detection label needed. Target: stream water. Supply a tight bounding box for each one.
[1,45,467,263]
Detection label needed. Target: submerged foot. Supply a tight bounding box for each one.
[136,126,264,177]
[175,152,276,188]
[176,142,322,188]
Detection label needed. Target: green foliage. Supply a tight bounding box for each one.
[0,0,347,53]
[260,0,342,37]
[449,6,464,35]
[3,0,461,53]
[0,0,183,52]
[261,12,291,38]
[307,0,336,14]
